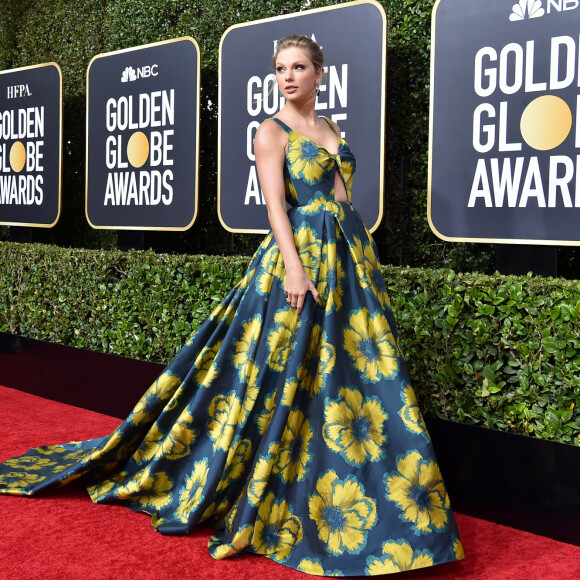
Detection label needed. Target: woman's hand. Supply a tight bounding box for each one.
[284,265,320,315]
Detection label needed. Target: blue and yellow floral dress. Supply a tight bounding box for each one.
[0,117,463,576]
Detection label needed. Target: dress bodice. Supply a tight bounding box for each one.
[269,117,356,210]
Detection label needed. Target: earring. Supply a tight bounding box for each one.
[278,88,282,98]
[316,82,320,96]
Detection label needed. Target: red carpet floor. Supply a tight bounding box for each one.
[1,385,579,580]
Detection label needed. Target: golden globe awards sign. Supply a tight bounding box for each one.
[219,0,386,233]
[0,63,62,227]
[430,0,580,244]
[86,38,200,230]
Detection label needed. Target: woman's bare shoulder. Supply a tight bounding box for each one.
[255,118,287,150]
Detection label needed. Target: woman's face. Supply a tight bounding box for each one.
[275,46,321,101]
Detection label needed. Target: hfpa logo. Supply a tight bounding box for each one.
[509,0,580,21]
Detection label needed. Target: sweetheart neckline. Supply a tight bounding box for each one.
[271,116,345,156]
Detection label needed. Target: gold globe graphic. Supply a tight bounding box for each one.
[127,131,150,168]
[520,95,572,151]
[9,141,26,173]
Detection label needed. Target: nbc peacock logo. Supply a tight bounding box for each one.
[121,66,137,83]
[509,0,545,20]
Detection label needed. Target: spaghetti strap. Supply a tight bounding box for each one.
[322,116,338,135]
[268,117,292,133]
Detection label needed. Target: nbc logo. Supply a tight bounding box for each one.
[121,66,137,82]
[509,0,580,21]
[509,0,545,20]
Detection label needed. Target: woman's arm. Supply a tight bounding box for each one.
[254,120,319,315]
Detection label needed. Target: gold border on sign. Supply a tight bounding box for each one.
[0,62,63,228]
[85,36,201,231]
[217,0,387,234]
[427,0,580,246]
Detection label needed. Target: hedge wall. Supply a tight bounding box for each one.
[1,241,578,447]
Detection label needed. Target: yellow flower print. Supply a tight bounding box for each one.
[257,392,276,435]
[210,524,254,559]
[58,472,84,486]
[0,471,46,493]
[366,539,435,574]
[247,443,278,506]
[349,237,390,309]
[343,308,399,382]
[297,558,343,576]
[232,314,262,381]
[239,266,257,290]
[453,536,465,560]
[323,387,387,466]
[209,301,236,327]
[83,430,127,465]
[201,498,230,522]
[216,438,252,494]
[257,246,285,296]
[298,325,336,395]
[114,433,145,462]
[294,223,322,282]
[193,341,222,388]
[1,456,57,470]
[46,448,90,474]
[34,445,67,456]
[385,451,450,534]
[287,180,298,203]
[254,492,303,562]
[175,458,209,523]
[399,383,428,438]
[239,362,260,423]
[281,377,299,407]
[287,137,333,184]
[114,467,173,510]
[308,470,377,555]
[298,194,345,221]
[207,391,242,451]
[225,500,239,531]
[349,236,366,275]
[267,307,298,372]
[87,470,129,501]
[318,241,344,313]
[133,408,198,464]
[340,159,355,188]
[128,371,182,425]
[272,409,313,483]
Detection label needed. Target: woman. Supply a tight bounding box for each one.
[0,36,463,576]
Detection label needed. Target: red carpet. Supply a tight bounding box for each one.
[1,385,579,580]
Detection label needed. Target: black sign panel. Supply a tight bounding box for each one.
[219,0,386,233]
[0,63,62,227]
[86,38,200,230]
[430,0,580,244]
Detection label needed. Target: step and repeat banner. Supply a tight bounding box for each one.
[218,0,387,233]
[0,63,62,227]
[86,38,200,230]
[430,0,580,245]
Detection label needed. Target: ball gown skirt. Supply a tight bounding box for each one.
[0,117,464,576]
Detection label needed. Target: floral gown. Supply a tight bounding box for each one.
[0,117,464,576]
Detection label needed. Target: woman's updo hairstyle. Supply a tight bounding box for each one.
[273,35,324,71]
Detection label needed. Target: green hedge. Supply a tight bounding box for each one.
[1,241,578,447]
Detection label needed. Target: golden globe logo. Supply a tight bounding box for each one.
[0,106,45,205]
[103,90,175,206]
[468,34,580,208]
